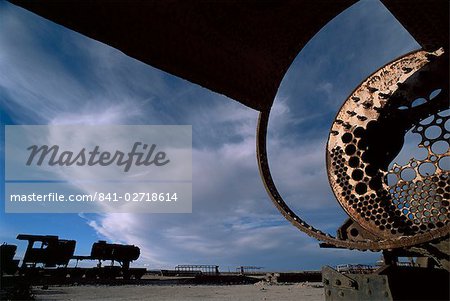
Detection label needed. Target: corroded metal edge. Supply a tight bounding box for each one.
[256,49,450,250]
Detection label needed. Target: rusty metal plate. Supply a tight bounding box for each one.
[322,266,392,301]
[327,49,449,241]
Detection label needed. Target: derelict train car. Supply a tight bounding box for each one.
[0,234,146,284]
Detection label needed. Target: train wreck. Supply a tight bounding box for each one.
[1,234,146,283]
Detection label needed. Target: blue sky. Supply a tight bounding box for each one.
[0,0,420,270]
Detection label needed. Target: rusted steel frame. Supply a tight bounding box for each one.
[256,50,450,250]
[257,110,449,250]
[326,49,449,240]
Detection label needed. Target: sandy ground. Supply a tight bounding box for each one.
[33,283,324,301]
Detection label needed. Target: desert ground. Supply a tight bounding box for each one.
[33,282,324,301]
